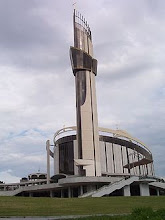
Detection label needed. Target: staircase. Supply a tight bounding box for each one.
[80,176,139,198]
[0,187,24,196]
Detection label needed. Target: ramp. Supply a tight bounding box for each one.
[80,176,139,198]
[0,187,24,196]
[92,176,139,197]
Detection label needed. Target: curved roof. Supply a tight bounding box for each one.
[99,127,150,152]
[54,126,153,169]
[53,126,151,153]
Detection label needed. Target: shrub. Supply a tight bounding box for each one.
[155,208,165,219]
[130,207,165,220]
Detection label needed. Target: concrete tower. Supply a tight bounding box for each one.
[70,10,101,176]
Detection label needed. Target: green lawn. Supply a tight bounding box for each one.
[71,208,165,220]
[0,196,165,217]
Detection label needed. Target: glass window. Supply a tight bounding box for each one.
[59,141,74,175]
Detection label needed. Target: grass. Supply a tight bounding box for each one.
[0,196,165,217]
[72,208,165,220]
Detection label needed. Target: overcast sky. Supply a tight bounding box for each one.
[0,0,165,183]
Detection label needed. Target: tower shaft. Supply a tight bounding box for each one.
[70,10,101,176]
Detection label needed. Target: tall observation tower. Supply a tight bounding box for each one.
[70,10,101,176]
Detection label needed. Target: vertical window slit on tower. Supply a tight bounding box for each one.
[112,143,115,174]
[121,146,124,173]
[105,142,108,173]
[126,147,130,174]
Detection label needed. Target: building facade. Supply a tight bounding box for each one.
[53,126,154,178]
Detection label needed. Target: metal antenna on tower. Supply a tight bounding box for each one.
[72,1,77,10]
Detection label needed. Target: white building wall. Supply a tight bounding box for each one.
[122,146,128,174]
[123,185,131,196]
[106,143,114,173]
[128,148,134,175]
[54,144,59,175]
[140,183,150,196]
[147,163,153,176]
[100,141,106,173]
[90,73,101,176]
[74,140,79,175]
[113,144,123,173]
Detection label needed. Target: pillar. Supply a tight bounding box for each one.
[68,187,71,198]
[140,183,150,196]
[46,140,50,184]
[80,185,83,196]
[61,189,64,198]
[123,185,131,196]
[29,192,33,197]
[50,190,54,198]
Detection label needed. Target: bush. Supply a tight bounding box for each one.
[155,209,165,219]
[130,207,165,220]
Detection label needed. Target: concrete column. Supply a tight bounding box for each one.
[68,187,71,198]
[80,185,83,196]
[50,190,54,198]
[140,183,150,196]
[74,140,79,175]
[54,144,59,175]
[61,189,64,198]
[123,185,131,196]
[157,188,160,196]
[29,192,33,197]
[46,140,50,184]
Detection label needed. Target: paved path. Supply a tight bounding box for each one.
[0,213,128,219]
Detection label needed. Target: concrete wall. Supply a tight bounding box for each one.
[140,183,150,196]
